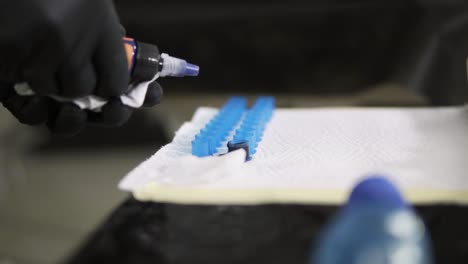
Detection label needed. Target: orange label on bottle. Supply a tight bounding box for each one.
[123,37,136,71]
[124,44,134,70]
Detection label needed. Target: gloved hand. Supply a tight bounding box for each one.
[0,0,162,136]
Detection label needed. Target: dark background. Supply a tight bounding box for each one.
[116,0,468,105]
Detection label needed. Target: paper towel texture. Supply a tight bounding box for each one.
[119,106,468,205]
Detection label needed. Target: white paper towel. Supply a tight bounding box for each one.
[119,106,468,205]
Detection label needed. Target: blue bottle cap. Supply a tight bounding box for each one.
[347,176,407,211]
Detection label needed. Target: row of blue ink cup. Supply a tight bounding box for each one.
[192,97,247,157]
[230,96,275,156]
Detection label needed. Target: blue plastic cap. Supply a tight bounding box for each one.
[184,63,200,76]
[347,176,407,210]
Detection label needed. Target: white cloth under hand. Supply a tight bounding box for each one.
[14,74,157,112]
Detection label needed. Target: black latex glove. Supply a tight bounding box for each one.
[0,0,162,136]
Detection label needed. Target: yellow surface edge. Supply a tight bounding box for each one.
[133,182,468,205]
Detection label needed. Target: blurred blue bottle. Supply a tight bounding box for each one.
[311,176,433,264]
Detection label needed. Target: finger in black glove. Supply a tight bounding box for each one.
[143,81,164,107]
[0,82,49,125]
[47,102,87,136]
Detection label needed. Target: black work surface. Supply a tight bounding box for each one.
[67,197,468,264]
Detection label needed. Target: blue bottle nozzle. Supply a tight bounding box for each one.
[184,63,200,76]
[160,53,200,77]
